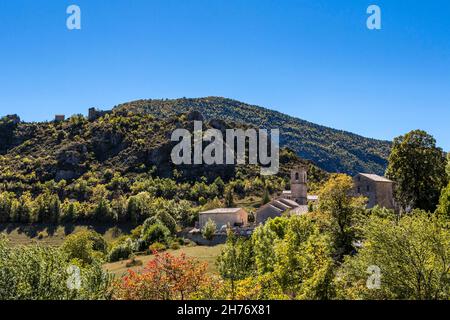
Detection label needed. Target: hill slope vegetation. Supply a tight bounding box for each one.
[115,97,391,175]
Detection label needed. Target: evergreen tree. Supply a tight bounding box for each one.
[225,187,234,208]
[262,188,270,205]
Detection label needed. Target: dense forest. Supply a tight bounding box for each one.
[114,97,392,175]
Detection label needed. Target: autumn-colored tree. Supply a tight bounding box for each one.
[113,252,211,300]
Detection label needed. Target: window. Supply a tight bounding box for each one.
[357,186,361,193]
[367,185,370,192]
[295,172,299,181]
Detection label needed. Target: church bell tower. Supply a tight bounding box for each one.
[291,165,308,205]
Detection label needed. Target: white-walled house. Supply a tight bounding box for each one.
[199,208,248,229]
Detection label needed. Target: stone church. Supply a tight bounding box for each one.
[255,165,311,224]
[353,173,395,209]
[255,166,396,225]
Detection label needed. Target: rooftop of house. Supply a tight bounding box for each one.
[357,173,393,183]
[200,208,243,214]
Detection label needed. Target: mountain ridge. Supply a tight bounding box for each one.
[114,97,391,175]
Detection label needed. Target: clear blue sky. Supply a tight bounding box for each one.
[0,0,449,150]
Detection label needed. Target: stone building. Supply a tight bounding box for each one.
[198,208,248,229]
[255,198,308,225]
[255,166,310,224]
[54,115,65,122]
[284,165,308,204]
[88,107,112,121]
[353,173,395,209]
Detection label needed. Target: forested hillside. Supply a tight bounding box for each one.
[115,97,391,175]
[0,110,326,225]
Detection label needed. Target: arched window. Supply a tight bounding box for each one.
[295,172,299,181]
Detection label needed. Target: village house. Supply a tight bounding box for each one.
[353,173,395,209]
[198,208,248,230]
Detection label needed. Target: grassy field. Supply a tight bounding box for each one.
[103,244,225,278]
[0,223,134,246]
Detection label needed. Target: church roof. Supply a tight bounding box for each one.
[357,173,393,183]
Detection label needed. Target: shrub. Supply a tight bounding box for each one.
[108,238,137,263]
[170,241,181,250]
[149,242,166,252]
[202,219,216,240]
[125,255,143,268]
[141,222,171,246]
[61,230,108,265]
[37,231,48,240]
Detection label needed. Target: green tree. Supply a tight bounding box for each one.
[61,230,108,266]
[213,176,225,194]
[273,216,335,299]
[252,222,279,274]
[318,174,366,259]
[0,235,111,300]
[386,130,447,212]
[216,230,254,299]
[224,187,235,208]
[141,222,171,247]
[201,218,216,240]
[262,187,270,205]
[246,216,335,299]
[436,183,450,217]
[94,198,112,222]
[446,153,450,179]
[335,212,450,300]
[0,192,14,223]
